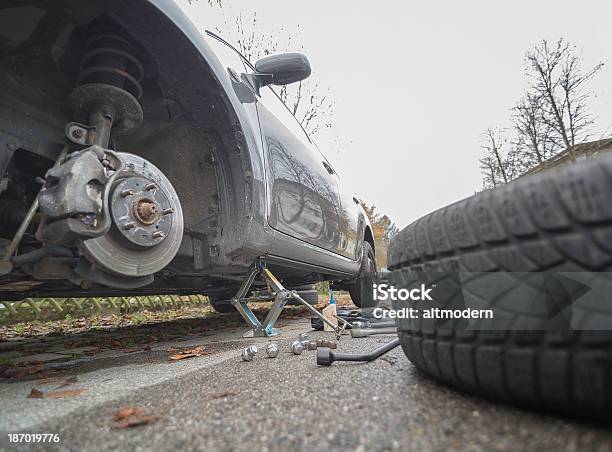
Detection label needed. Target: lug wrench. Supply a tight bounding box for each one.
[316,338,401,366]
[350,326,397,338]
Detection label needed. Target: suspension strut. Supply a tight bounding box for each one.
[68,26,145,147]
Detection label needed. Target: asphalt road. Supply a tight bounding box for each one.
[1,314,612,452]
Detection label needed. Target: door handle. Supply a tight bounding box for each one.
[322,161,335,175]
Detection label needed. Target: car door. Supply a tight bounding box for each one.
[205,31,345,257]
[255,86,344,255]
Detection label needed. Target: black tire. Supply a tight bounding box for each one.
[388,153,612,421]
[281,284,320,305]
[293,288,319,305]
[349,241,377,308]
[209,295,236,313]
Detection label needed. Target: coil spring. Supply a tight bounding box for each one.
[76,32,144,101]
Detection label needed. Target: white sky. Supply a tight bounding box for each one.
[178,0,612,228]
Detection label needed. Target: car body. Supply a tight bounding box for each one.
[0,0,373,301]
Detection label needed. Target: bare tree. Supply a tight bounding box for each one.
[479,38,605,187]
[525,39,604,149]
[479,128,520,190]
[512,93,556,168]
[222,13,334,137]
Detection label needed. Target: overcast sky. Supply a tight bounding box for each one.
[178,0,612,228]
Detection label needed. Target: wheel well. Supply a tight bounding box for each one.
[364,225,375,256]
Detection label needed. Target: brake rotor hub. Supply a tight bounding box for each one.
[110,176,174,248]
[133,198,158,225]
[81,152,183,278]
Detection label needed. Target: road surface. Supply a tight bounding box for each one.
[1,311,611,451]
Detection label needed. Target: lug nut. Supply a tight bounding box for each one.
[162,208,174,215]
[120,189,134,197]
[298,333,309,347]
[152,231,164,239]
[307,339,338,350]
[124,222,135,230]
[290,341,304,355]
[145,183,156,191]
[266,342,279,358]
[241,345,258,362]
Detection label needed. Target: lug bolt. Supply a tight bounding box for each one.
[152,231,164,239]
[162,208,174,215]
[266,342,279,358]
[241,345,258,362]
[290,341,304,355]
[145,183,156,191]
[298,333,310,347]
[120,189,134,197]
[124,222,135,230]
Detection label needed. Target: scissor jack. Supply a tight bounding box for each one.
[230,258,348,338]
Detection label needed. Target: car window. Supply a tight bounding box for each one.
[205,31,247,75]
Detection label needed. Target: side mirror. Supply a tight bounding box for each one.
[254,53,311,86]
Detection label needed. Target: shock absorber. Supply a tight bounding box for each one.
[68,25,145,147]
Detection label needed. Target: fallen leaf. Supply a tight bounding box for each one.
[56,376,78,389]
[169,346,209,361]
[211,389,240,399]
[112,415,160,429]
[45,388,87,399]
[27,388,44,399]
[113,406,144,421]
[35,375,64,385]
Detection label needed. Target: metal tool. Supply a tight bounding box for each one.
[307,339,338,350]
[241,345,258,362]
[317,338,401,366]
[298,333,309,347]
[290,341,304,355]
[265,342,279,358]
[350,326,397,338]
[351,321,396,329]
[229,258,347,338]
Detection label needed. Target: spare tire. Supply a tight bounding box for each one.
[388,153,612,421]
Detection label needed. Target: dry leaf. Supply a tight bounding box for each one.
[56,376,78,389]
[27,388,44,399]
[35,376,61,385]
[169,346,209,361]
[111,406,159,429]
[113,406,144,421]
[45,388,87,399]
[211,389,240,399]
[112,415,160,429]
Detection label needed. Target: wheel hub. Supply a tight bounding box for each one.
[133,197,158,225]
[109,175,174,248]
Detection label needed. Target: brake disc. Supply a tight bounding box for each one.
[80,152,183,277]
